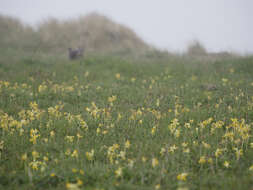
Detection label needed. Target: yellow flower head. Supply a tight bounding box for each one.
[177,172,188,181]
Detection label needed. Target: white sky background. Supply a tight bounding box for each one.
[1,0,252,54]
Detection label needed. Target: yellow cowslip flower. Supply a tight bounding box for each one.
[50,173,56,177]
[29,129,40,144]
[21,153,27,161]
[156,99,160,107]
[115,167,123,177]
[115,73,121,79]
[119,151,126,160]
[76,133,83,139]
[174,129,180,138]
[202,142,211,149]
[207,158,213,164]
[71,150,79,158]
[79,169,84,175]
[198,156,206,164]
[66,183,80,190]
[249,165,253,171]
[108,95,117,103]
[215,148,223,158]
[128,159,134,168]
[152,158,159,168]
[50,131,55,137]
[160,147,166,156]
[142,156,147,163]
[77,179,83,186]
[250,143,253,148]
[168,145,178,153]
[151,126,157,135]
[222,78,228,83]
[43,156,49,162]
[38,84,47,93]
[65,149,71,156]
[182,142,188,147]
[29,161,41,170]
[65,136,75,143]
[72,168,78,173]
[224,161,230,168]
[233,148,243,160]
[177,173,188,181]
[32,151,39,160]
[96,128,101,134]
[86,149,94,161]
[125,140,131,149]
[183,148,190,153]
[155,184,160,189]
[131,77,136,82]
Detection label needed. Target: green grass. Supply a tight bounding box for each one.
[0,53,253,190]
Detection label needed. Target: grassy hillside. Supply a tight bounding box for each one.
[0,53,253,189]
[0,13,149,57]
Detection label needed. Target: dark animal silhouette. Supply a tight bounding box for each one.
[68,47,84,60]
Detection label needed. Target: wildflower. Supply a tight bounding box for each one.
[168,145,178,153]
[182,142,188,147]
[174,129,180,138]
[215,148,223,158]
[72,168,78,173]
[125,140,131,149]
[76,133,83,139]
[160,147,166,156]
[66,183,80,190]
[115,73,121,79]
[79,169,84,175]
[222,78,228,83]
[155,184,161,189]
[249,165,253,171]
[142,156,147,163]
[71,150,79,158]
[65,149,71,156]
[206,158,212,164]
[43,156,49,162]
[115,167,123,177]
[86,149,94,161]
[233,148,243,160]
[151,126,157,135]
[119,151,126,160]
[29,161,41,170]
[198,156,206,164]
[65,136,75,143]
[77,179,83,186]
[128,159,134,168]
[50,131,55,137]
[224,161,230,168]
[32,151,39,160]
[50,173,56,177]
[21,153,27,161]
[183,148,190,153]
[177,173,188,181]
[152,158,159,168]
[202,141,211,149]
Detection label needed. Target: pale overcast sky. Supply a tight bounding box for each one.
[1,0,252,53]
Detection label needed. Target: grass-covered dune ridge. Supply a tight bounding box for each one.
[0,13,149,56]
[0,55,253,189]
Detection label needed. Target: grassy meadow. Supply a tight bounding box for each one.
[0,53,253,190]
[1,13,253,190]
